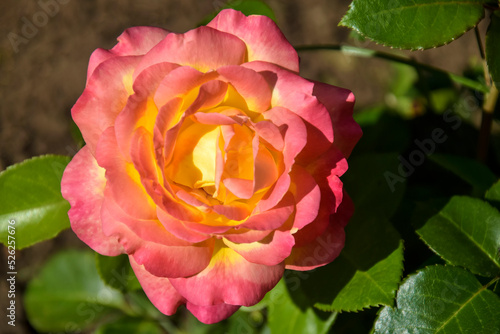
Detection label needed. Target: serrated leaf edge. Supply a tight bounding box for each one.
[339,1,486,50]
[312,240,406,313]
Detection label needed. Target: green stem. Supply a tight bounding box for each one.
[295,44,489,93]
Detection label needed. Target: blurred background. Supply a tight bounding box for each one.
[0,0,489,333]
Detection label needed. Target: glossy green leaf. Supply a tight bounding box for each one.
[374,265,500,333]
[24,250,126,332]
[268,280,336,334]
[96,253,142,292]
[340,0,488,50]
[416,196,500,277]
[292,216,404,312]
[95,317,163,334]
[486,13,500,87]
[0,155,71,249]
[429,154,497,192]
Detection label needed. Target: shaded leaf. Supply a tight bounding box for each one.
[340,0,488,50]
[416,196,500,277]
[486,13,500,87]
[429,154,497,192]
[268,280,336,334]
[288,216,404,312]
[486,179,500,202]
[374,265,500,333]
[0,155,71,249]
[96,253,142,292]
[24,250,125,332]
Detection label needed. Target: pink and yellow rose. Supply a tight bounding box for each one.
[61,9,361,323]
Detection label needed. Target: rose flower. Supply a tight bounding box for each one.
[61,9,361,324]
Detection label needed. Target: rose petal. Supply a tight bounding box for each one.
[217,65,272,112]
[61,146,123,256]
[285,192,353,270]
[101,196,214,278]
[87,26,169,82]
[186,302,240,324]
[129,255,185,315]
[289,165,321,230]
[95,127,157,219]
[135,26,247,75]
[243,61,334,162]
[73,56,141,154]
[114,62,180,161]
[223,230,295,266]
[208,9,299,72]
[169,241,284,306]
[312,81,362,158]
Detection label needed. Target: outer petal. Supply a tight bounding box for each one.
[73,56,141,154]
[170,242,284,307]
[187,303,240,324]
[129,256,184,315]
[87,26,169,82]
[61,146,123,256]
[312,81,362,159]
[285,193,354,270]
[208,9,299,72]
[134,26,247,75]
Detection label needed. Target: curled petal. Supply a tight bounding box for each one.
[73,56,141,154]
[208,9,299,72]
[101,196,214,278]
[61,146,123,256]
[285,193,353,270]
[312,81,362,158]
[95,127,156,219]
[223,230,295,266]
[135,26,246,75]
[170,241,284,306]
[217,65,272,112]
[87,27,169,82]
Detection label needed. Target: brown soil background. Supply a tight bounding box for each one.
[0,1,484,333]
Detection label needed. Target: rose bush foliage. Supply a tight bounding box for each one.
[61,9,361,323]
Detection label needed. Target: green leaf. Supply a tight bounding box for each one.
[199,0,276,25]
[340,0,488,50]
[0,155,71,249]
[429,154,497,192]
[416,196,500,277]
[94,317,163,334]
[292,216,404,312]
[96,253,142,292]
[24,250,126,332]
[374,265,500,333]
[486,179,500,202]
[486,13,500,87]
[342,153,407,218]
[268,280,336,334]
